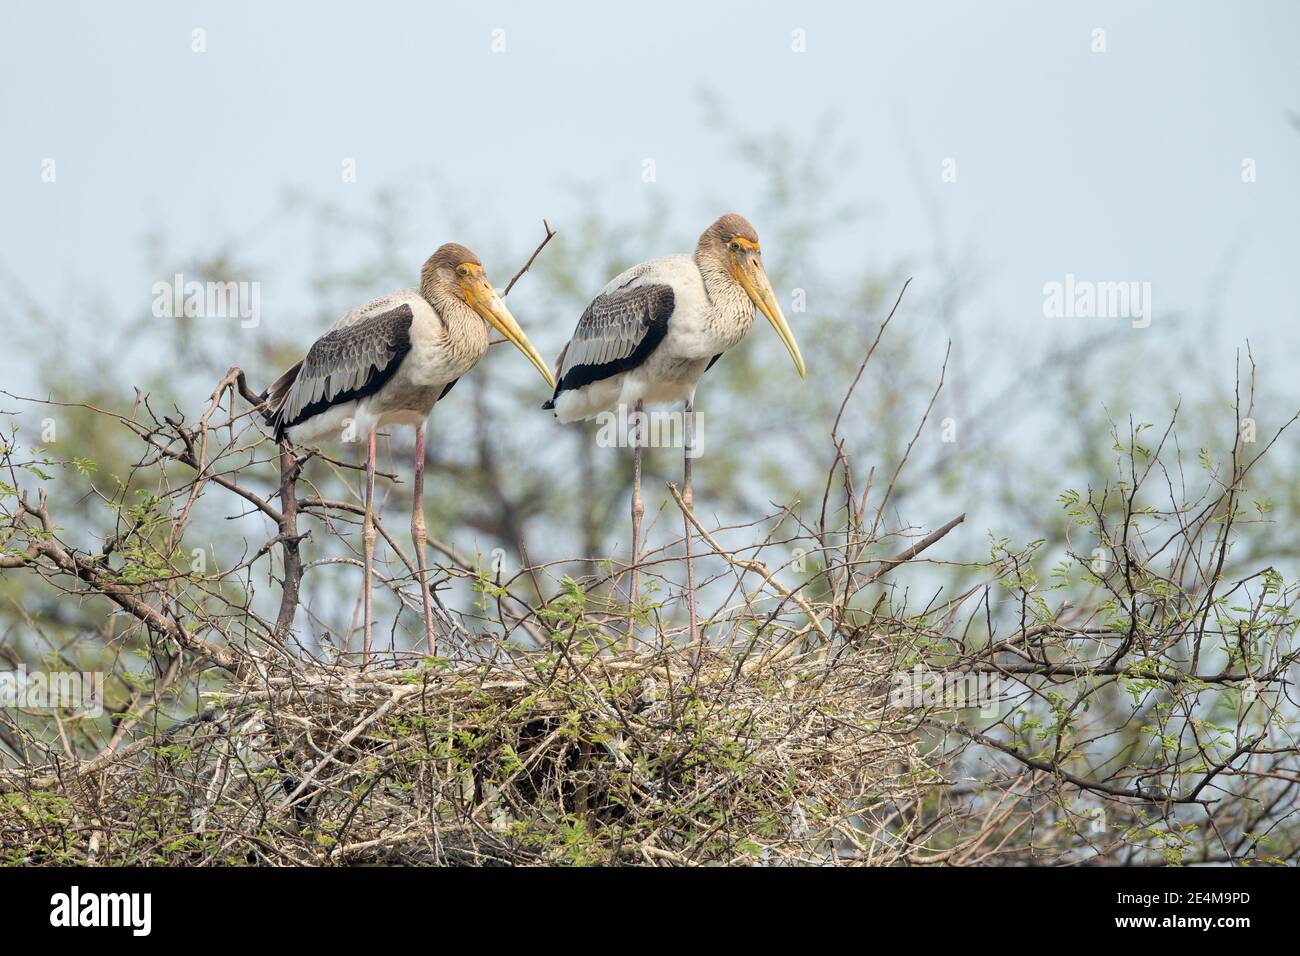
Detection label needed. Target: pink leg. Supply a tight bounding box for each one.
[411,424,437,656]
[683,399,699,651]
[362,427,377,667]
[627,399,645,651]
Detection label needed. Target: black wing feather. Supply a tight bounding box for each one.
[268,303,413,439]
[544,284,674,406]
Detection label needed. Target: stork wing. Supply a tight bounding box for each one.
[264,301,414,438]
[545,283,675,404]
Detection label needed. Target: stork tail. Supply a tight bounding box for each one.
[260,361,303,440]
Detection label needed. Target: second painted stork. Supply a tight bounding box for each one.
[543,213,805,646]
[263,243,555,661]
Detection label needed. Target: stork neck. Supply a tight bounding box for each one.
[693,247,733,306]
[425,289,489,369]
[421,277,450,313]
[693,248,754,339]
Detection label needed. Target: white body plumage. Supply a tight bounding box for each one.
[550,254,754,423]
[280,289,486,446]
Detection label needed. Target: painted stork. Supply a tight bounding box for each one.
[262,243,555,661]
[543,213,805,646]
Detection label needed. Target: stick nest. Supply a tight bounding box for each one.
[3,639,936,866]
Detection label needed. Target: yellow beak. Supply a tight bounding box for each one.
[468,278,557,391]
[737,254,806,379]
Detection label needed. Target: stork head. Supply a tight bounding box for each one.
[698,214,806,379]
[421,243,556,390]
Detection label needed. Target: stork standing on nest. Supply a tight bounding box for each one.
[263,242,555,661]
[543,214,805,647]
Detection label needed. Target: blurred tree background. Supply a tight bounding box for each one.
[3,104,1298,865]
[3,110,1294,656]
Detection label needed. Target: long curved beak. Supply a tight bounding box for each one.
[467,278,557,391]
[737,253,806,379]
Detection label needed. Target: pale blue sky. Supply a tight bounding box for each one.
[1,0,1297,398]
